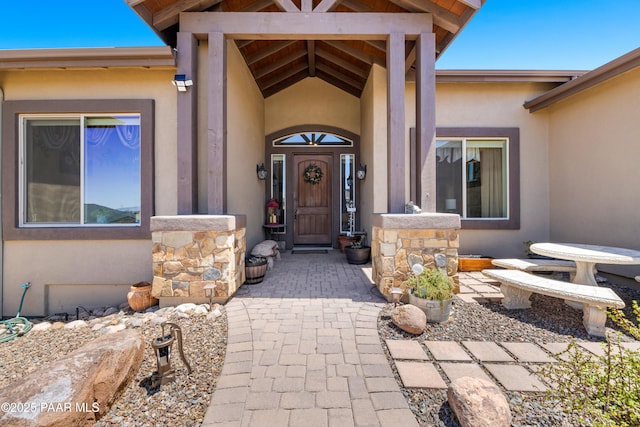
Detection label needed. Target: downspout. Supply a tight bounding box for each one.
[0,86,4,318]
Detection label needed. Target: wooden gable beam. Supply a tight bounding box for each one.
[316,71,361,97]
[457,0,482,9]
[323,41,373,66]
[405,44,416,74]
[307,41,316,76]
[154,0,222,31]
[315,63,363,91]
[263,71,308,97]
[388,0,460,33]
[261,63,308,90]
[314,0,342,13]
[254,49,307,79]
[273,0,299,12]
[316,48,369,78]
[302,0,313,12]
[181,12,433,39]
[245,40,297,65]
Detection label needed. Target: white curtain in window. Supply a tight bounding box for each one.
[480,148,504,217]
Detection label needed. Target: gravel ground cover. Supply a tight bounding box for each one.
[0,303,227,427]
[378,277,640,427]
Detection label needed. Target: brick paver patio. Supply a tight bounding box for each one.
[201,251,581,426]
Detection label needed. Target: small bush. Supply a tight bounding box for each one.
[539,301,640,427]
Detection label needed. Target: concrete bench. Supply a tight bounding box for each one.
[636,276,640,283]
[482,269,625,337]
[491,258,583,281]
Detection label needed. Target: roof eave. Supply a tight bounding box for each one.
[0,46,176,70]
[524,47,640,113]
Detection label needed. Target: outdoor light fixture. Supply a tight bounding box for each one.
[171,74,193,92]
[256,163,268,180]
[390,287,403,306]
[356,163,367,180]
[151,322,192,388]
[203,283,217,310]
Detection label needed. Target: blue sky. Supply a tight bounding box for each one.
[1,0,639,71]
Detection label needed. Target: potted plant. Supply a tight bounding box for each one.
[402,264,454,322]
[345,234,371,265]
[245,256,268,284]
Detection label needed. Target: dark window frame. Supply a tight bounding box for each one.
[436,127,520,230]
[2,99,154,240]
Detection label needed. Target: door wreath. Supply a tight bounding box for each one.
[303,163,323,185]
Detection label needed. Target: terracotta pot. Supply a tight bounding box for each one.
[245,259,268,284]
[127,281,158,312]
[338,235,356,252]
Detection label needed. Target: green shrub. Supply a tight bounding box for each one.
[539,301,640,427]
[402,266,453,301]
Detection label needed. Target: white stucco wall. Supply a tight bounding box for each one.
[0,67,174,315]
[545,68,640,277]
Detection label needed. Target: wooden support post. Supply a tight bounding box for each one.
[387,31,406,213]
[176,32,198,214]
[416,32,436,212]
[208,32,227,214]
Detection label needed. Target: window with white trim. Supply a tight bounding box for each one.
[436,138,509,219]
[20,114,141,227]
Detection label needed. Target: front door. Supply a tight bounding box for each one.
[293,154,332,245]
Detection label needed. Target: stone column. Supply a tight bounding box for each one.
[150,215,246,307]
[371,213,461,300]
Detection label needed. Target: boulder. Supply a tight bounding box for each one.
[0,329,144,427]
[447,376,512,427]
[251,240,280,269]
[391,304,426,334]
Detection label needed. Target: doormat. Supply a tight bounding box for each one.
[291,246,331,254]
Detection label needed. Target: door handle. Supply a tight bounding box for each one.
[294,209,298,220]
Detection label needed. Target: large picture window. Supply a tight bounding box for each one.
[436,138,507,218]
[2,99,154,240]
[21,115,141,226]
[435,128,520,229]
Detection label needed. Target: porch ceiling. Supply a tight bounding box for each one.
[127,0,483,97]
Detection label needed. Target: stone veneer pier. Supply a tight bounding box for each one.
[371,213,461,300]
[150,215,246,307]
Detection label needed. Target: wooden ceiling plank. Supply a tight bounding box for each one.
[388,0,460,33]
[154,0,223,31]
[240,0,273,12]
[273,0,300,12]
[323,41,372,65]
[339,0,372,12]
[315,48,369,78]
[254,49,307,79]
[261,63,308,89]
[236,40,254,49]
[263,71,308,97]
[314,0,342,12]
[246,40,297,65]
[307,40,316,77]
[315,63,362,90]
[316,71,361,97]
[364,40,386,54]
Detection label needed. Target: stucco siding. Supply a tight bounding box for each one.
[546,68,640,276]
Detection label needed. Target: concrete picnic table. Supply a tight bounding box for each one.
[530,242,640,287]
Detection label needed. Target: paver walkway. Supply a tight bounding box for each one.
[202,250,418,427]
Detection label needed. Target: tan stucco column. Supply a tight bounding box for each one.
[387,31,406,213]
[207,31,227,214]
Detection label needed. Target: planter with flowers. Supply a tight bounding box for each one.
[402,263,454,323]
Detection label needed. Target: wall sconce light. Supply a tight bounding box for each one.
[203,283,216,310]
[356,163,367,180]
[171,74,193,92]
[256,163,268,180]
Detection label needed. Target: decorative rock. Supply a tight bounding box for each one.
[194,305,209,315]
[103,324,127,335]
[448,376,512,427]
[103,307,120,316]
[0,329,144,427]
[176,303,197,314]
[64,320,89,330]
[31,322,52,332]
[391,304,427,335]
[151,316,168,325]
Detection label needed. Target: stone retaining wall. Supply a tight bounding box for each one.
[371,213,461,300]
[150,215,246,307]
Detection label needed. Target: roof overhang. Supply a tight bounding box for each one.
[524,47,640,112]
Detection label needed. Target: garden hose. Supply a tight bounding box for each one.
[0,282,33,343]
